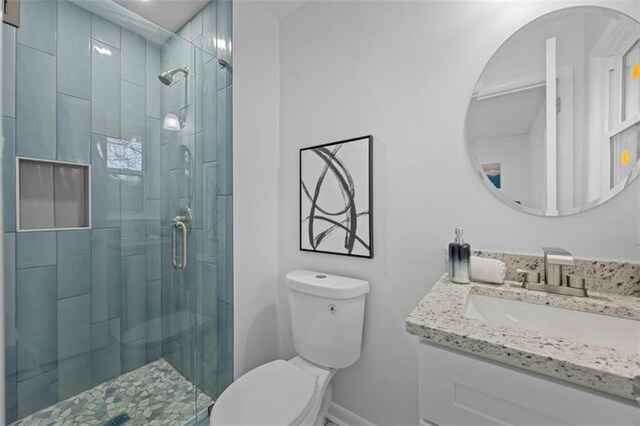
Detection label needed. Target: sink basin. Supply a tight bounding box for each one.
[464,293,640,353]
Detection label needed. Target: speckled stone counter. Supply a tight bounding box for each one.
[444,250,640,297]
[406,275,640,401]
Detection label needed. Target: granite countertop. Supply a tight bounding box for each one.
[406,275,640,402]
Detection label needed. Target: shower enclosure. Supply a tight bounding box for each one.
[1,0,233,423]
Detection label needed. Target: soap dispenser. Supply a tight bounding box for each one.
[449,228,471,284]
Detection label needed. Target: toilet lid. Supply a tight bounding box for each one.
[210,360,318,426]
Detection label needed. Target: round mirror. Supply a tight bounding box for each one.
[466,7,640,216]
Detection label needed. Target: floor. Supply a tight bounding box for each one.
[196,415,337,425]
[196,417,337,425]
[11,359,213,426]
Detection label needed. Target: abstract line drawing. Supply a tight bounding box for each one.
[300,136,373,258]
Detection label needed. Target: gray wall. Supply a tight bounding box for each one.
[232,0,281,380]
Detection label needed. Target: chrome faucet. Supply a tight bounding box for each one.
[517,247,588,297]
[543,247,574,286]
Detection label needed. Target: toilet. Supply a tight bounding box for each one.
[210,269,370,426]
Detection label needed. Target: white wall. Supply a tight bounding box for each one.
[232,0,281,378]
[276,1,640,425]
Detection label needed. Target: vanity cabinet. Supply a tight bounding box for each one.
[418,341,639,426]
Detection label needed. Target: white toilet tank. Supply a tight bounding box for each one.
[286,270,369,369]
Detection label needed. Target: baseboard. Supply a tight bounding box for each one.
[326,402,376,426]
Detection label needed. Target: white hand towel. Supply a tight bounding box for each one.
[470,256,506,284]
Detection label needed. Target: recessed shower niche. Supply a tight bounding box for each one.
[17,158,90,230]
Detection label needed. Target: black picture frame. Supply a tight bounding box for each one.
[299,135,373,259]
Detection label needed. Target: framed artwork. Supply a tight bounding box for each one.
[482,163,501,189]
[299,135,373,258]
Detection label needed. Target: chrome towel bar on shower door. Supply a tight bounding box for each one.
[172,221,188,270]
[171,207,192,271]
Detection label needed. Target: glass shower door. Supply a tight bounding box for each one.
[158,32,206,423]
[158,2,234,420]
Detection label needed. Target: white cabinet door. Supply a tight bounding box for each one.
[418,341,639,426]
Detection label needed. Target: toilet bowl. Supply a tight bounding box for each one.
[210,270,369,426]
[210,357,336,426]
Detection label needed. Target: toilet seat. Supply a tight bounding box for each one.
[210,360,318,426]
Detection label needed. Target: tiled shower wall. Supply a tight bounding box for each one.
[2,0,163,421]
[1,0,233,422]
[158,0,233,404]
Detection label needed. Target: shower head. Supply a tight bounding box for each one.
[158,67,189,86]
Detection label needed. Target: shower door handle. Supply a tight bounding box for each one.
[172,221,188,270]
[171,207,192,271]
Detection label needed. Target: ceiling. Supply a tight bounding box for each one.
[259,0,309,19]
[114,0,209,32]
[109,0,310,35]
[468,87,546,141]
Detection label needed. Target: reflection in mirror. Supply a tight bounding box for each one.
[466,6,640,216]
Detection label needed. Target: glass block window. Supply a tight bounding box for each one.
[18,158,90,230]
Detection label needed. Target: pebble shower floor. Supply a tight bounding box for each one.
[9,359,213,425]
